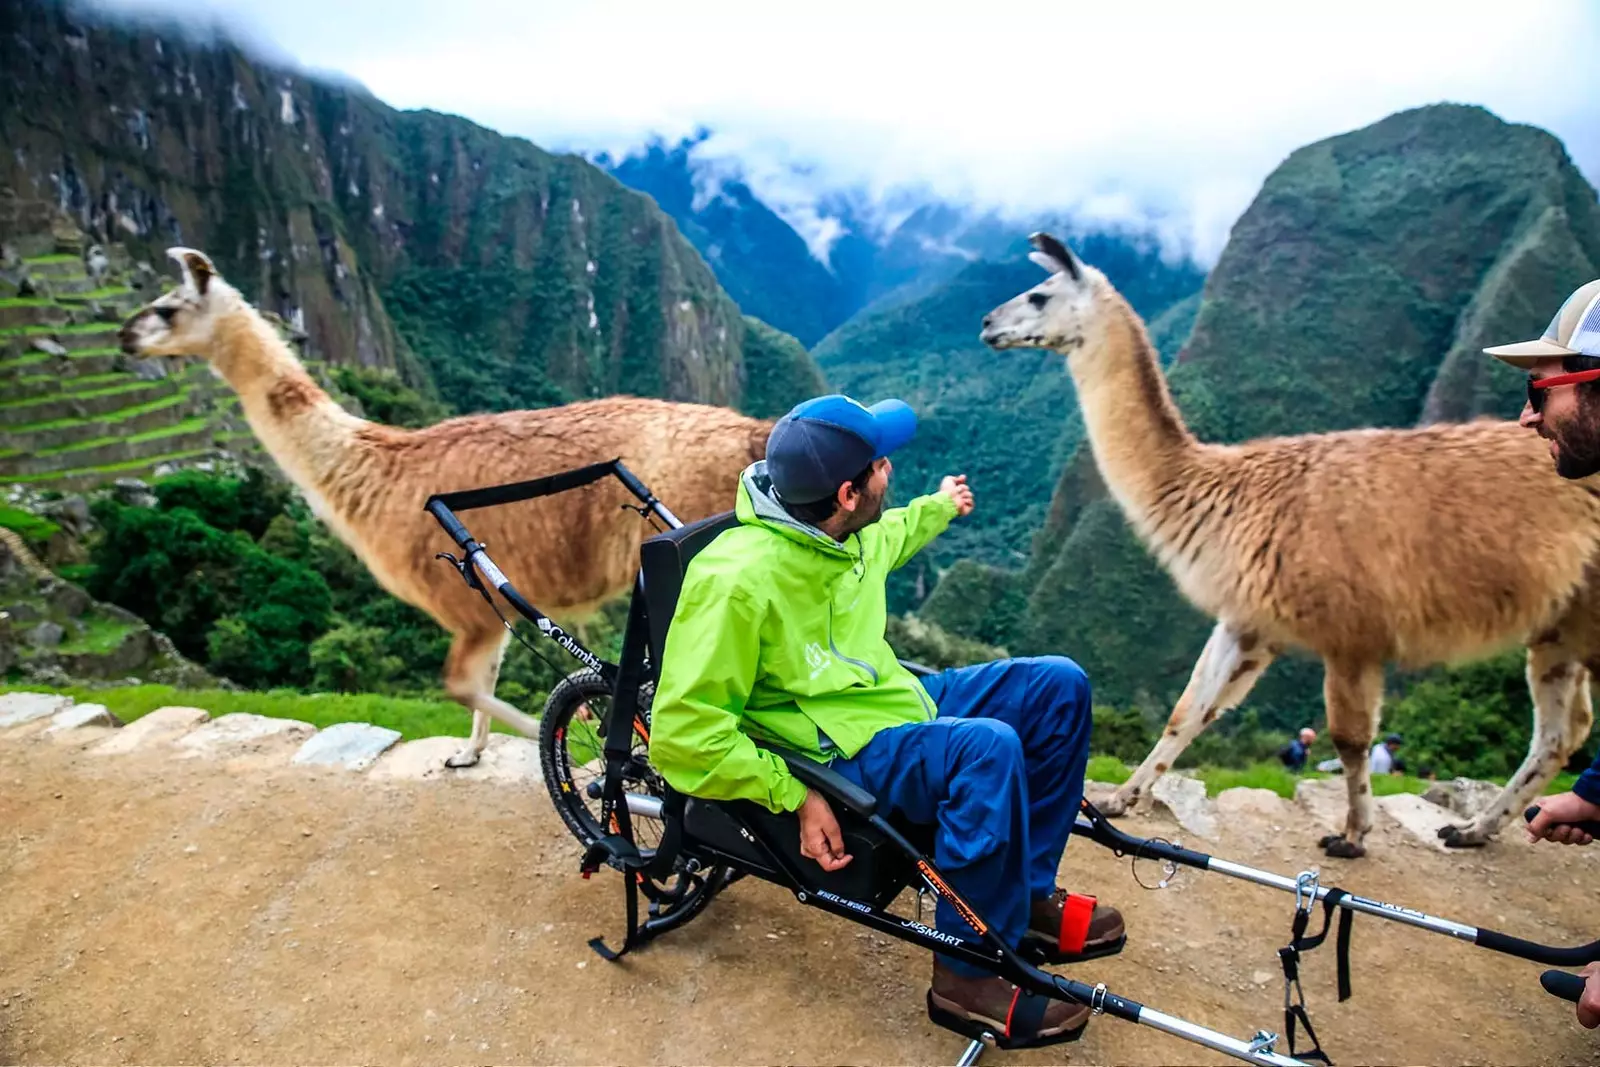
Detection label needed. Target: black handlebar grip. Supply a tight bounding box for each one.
[611,462,654,505]
[426,499,472,549]
[1523,805,1600,839]
[1541,969,1588,1003]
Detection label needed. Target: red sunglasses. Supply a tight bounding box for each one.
[1527,368,1600,412]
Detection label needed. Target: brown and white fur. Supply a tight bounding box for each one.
[981,233,1600,858]
[120,248,772,769]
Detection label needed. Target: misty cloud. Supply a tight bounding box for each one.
[86,0,1600,264]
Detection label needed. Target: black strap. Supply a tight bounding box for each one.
[1278,887,1355,1064]
[1006,989,1053,1041]
[1285,1001,1333,1065]
[426,458,620,513]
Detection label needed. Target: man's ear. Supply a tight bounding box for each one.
[834,479,858,513]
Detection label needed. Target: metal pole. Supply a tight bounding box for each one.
[953,1036,987,1067]
[1133,1007,1309,1067]
[1205,857,1479,942]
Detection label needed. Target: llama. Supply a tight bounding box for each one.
[979,233,1600,858]
[120,248,773,769]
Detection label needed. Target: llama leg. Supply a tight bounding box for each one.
[1438,643,1589,847]
[1319,659,1384,859]
[442,630,540,769]
[1101,621,1274,815]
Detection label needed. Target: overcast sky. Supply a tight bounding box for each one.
[88,0,1600,264]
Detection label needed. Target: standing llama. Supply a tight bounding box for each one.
[979,232,1600,858]
[120,248,773,769]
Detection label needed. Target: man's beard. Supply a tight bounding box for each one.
[1551,393,1600,479]
[838,484,890,536]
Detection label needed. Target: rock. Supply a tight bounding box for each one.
[45,702,119,734]
[27,337,67,358]
[39,495,91,538]
[24,621,64,648]
[91,705,210,756]
[1151,773,1218,840]
[291,722,402,771]
[0,692,74,729]
[1215,786,1292,823]
[1294,778,1349,834]
[1421,777,1504,820]
[3,603,41,623]
[110,479,156,509]
[370,734,539,783]
[173,712,315,762]
[42,580,91,619]
[1375,793,1458,851]
[1251,969,1274,986]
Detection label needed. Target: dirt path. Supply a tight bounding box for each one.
[1,735,1597,1066]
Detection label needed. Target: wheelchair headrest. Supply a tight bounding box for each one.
[639,509,740,672]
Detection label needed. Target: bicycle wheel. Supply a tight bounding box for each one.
[539,668,666,853]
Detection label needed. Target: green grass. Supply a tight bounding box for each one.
[0,504,61,545]
[23,253,81,264]
[0,297,54,308]
[61,371,131,389]
[60,286,133,302]
[0,322,119,337]
[7,446,215,483]
[1084,756,1579,799]
[33,415,208,458]
[0,683,489,740]
[0,352,54,373]
[0,379,157,411]
[6,392,189,434]
[54,616,138,655]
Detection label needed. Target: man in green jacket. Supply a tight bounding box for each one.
[649,393,1122,1045]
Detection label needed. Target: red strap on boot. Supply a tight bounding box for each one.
[1059,893,1097,954]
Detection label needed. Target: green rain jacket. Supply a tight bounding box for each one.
[647,460,959,814]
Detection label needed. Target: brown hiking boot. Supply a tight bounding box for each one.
[926,957,1089,1048]
[1023,889,1126,963]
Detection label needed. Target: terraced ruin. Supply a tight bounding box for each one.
[0,214,268,493]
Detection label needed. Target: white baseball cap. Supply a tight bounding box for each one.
[1484,278,1600,367]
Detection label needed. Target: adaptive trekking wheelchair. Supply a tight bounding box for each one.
[424,459,1310,1066]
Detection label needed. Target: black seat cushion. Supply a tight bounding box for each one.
[639,510,740,673]
[682,796,923,910]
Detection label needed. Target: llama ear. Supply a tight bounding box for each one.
[166,246,216,295]
[1028,232,1081,281]
[1028,251,1058,275]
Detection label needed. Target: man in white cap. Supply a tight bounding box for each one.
[1485,277,1600,1029]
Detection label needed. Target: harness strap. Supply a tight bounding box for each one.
[1285,1001,1334,1065]
[1005,987,1054,1040]
[1059,893,1097,954]
[1277,886,1356,1064]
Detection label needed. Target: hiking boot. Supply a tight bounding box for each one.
[926,957,1089,1048]
[1022,889,1126,964]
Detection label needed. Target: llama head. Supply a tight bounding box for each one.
[119,247,242,359]
[979,232,1108,356]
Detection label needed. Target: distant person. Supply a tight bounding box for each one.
[1369,733,1403,775]
[1485,281,1600,1030]
[1277,727,1317,773]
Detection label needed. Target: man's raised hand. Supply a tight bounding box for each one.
[940,474,975,516]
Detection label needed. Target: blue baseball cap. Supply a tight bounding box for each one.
[766,394,917,505]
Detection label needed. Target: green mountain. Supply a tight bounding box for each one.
[815,231,1205,611]
[923,103,1600,724]
[0,0,820,421]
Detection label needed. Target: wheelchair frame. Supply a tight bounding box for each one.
[424,460,1310,1066]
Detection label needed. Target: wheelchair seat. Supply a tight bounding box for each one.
[638,511,935,911]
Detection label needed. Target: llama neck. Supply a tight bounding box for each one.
[209,306,371,503]
[1065,294,1202,521]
